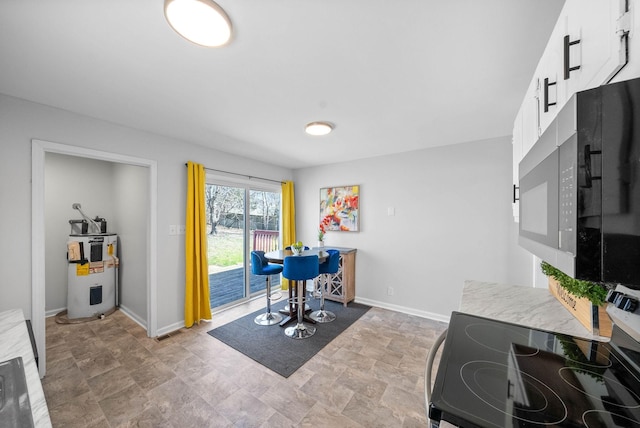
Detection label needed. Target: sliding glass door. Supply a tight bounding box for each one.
[206,178,281,310]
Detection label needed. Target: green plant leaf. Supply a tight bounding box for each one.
[541,261,608,306]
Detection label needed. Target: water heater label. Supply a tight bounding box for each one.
[76,264,89,276]
[89,261,104,274]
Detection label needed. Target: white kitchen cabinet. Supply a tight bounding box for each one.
[561,0,630,98]
[512,108,522,222]
[523,25,564,137]
[535,0,629,140]
[521,78,541,156]
[519,0,630,155]
[512,0,633,222]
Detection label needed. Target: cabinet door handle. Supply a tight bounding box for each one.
[564,35,581,80]
[513,184,519,203]
[544,77,557,113]
[581,144,602,188]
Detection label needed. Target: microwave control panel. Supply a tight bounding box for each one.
[558,134,577,254]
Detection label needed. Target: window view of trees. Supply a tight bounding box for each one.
[205,185,280,235]
[250,190,280,231]
[205,185,243,235]
[206,182,282,309]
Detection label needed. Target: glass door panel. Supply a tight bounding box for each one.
[206,181,281,310]
[248,190,281,296]
[206,184,246,309]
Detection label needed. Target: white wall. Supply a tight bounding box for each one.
[293,137,532,320]
[113,163,149,322]
[0,94,292,333]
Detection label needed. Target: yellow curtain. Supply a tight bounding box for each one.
[281,181,296,290]
[185,161,212,327]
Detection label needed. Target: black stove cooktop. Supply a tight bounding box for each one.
[429,312,640,428]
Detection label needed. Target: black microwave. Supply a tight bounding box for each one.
[519,77,640,288]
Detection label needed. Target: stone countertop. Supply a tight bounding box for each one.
[0,309,52,427]
[461,280,609,341]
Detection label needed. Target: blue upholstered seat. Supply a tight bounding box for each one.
[251,250,283,276]
[282,255,319,339]
[283,255,318,281]
[250,251,283,326]
[318,249,340,275]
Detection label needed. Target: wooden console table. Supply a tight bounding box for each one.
[314,247,356,306]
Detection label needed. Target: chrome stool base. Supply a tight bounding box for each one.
[309,309,336,323]
[254,311,282,326]
[280,303,311,314]
[285,323,316,339]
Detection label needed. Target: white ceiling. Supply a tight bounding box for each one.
[0,0,564,168]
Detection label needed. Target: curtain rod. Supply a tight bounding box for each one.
[185,163,285,185]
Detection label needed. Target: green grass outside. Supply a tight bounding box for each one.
[207,227,244,267]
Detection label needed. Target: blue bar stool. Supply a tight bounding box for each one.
[282,254,319,339]
[281,245,311,314]
[310,249,339,323]
[251,251,283,326]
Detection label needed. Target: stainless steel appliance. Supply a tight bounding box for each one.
[66,204,119,320]
[518,77,640,286]
[427,284,640,427]
[67,233,118,319]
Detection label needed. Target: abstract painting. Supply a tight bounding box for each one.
[319,185,360,232]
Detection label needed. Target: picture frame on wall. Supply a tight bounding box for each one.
[319,185,360,232]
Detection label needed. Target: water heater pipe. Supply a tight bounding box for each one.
[72,203,101,233]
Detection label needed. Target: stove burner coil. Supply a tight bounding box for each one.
[461,360,568,425]
[465,323,540,356]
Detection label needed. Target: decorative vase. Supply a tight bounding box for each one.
[318,240,324,248]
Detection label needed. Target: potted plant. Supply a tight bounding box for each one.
[291,241,304,255]
[318,217,329,247]
[541,261,612,336]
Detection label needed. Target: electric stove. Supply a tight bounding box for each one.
[428,285,640,428]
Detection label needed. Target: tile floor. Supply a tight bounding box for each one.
[42,295,447,427]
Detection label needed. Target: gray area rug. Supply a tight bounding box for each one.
[208,299,371,377]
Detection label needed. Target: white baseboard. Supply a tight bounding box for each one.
[118,305,147,330]
[46,305,151,334]
[45,308,66,318]
[355,297,451,324]
[156,320,185,337]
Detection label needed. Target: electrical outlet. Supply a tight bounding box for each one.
[387,287,394,296]
[169,225,177,235]
[177,225,186,235]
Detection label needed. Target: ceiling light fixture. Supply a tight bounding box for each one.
[305,121,334,136]
[164,0,232,47]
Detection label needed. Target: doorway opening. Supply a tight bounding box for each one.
[31,139,157,377]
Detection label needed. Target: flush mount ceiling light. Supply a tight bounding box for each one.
[305,121,334,136]
[164,0,232,47]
